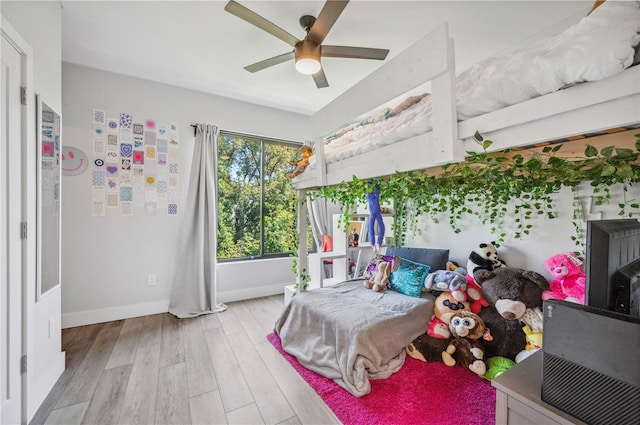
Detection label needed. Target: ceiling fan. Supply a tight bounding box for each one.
[224,0,389,88]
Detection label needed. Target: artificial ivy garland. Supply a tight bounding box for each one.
[312,132,640,247]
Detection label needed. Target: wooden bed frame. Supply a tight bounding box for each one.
[292,23,640,288]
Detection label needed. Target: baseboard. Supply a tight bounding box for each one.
[62,283,289,328]
[62,300,170,328]
[28,351,65,422]
[217,283,287,304]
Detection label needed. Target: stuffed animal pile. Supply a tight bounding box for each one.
[406,289,475,362]
[404,242,554,380]
[427,292,471,339]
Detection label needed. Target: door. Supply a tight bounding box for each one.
[1,33,24,425]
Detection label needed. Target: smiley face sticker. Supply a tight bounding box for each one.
[61,147,89,176]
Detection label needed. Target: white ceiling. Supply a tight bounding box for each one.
[61,1,594,116]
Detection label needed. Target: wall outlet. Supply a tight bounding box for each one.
[147,274,157,286]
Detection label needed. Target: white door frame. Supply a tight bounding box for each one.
[1,15,34,425]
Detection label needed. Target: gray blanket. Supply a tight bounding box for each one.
[274,280,434,396]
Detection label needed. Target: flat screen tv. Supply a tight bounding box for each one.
[585,219,640,318]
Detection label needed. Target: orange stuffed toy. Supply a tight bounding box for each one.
[285,145,313,179]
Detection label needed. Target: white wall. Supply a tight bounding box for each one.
[1,1,65,421]
[402,182,639,280]
[61,63,311,328]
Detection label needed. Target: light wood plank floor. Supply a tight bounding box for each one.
[30,295,341,425]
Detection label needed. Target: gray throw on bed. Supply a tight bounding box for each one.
[274,280,434,397]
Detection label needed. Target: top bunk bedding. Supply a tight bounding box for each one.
[293,0,640,189]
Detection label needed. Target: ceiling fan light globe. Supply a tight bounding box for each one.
[296,58,321,75]
[295,40,322,75]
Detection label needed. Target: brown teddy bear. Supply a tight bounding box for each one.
[442,311,492,376]
[285,144,313,179]
[474,267,549,360]
[363,260,392,292]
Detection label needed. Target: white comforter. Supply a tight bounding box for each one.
[313,0,640,166]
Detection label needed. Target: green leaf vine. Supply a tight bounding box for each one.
[312,132,640,247]
[290,254,310,295]
[289,221,311,295]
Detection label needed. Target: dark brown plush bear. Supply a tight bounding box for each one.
[474,267,549,360]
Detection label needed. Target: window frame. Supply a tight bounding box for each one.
[216,130,302,263]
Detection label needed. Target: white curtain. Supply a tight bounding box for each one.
[308,197,338,278]
[307,196,331,249]
[169,124,227,318]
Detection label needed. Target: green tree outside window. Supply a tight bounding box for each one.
[217,132,302,260]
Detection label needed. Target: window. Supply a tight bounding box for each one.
[217,132,301,260]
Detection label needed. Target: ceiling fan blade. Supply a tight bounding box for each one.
[312,68,329,89]
[225,0,300,47]
[322,45,389,60]
[306,0,349,45]
[244,51,295,73]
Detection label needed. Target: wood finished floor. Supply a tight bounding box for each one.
[30,295,341,425]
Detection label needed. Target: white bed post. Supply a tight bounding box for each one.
[430,34,463,164]
[296,189,309,292]
[313,138,328,187]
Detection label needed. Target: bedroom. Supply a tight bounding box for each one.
[1,0,639,424]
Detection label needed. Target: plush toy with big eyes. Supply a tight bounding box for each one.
[442,311,492,376]
[427,292,471,339]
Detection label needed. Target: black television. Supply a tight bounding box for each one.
[585,219,640,318]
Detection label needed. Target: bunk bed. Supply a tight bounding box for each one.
[275,0,640,398]
[291,0,640,189]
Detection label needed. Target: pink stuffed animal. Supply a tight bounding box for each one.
[542,252,586,304]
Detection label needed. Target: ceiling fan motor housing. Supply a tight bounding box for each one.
[295,40,322,74]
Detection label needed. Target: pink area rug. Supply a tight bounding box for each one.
[268,332,496,425]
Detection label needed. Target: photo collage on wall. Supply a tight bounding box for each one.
[91,109,179,216]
